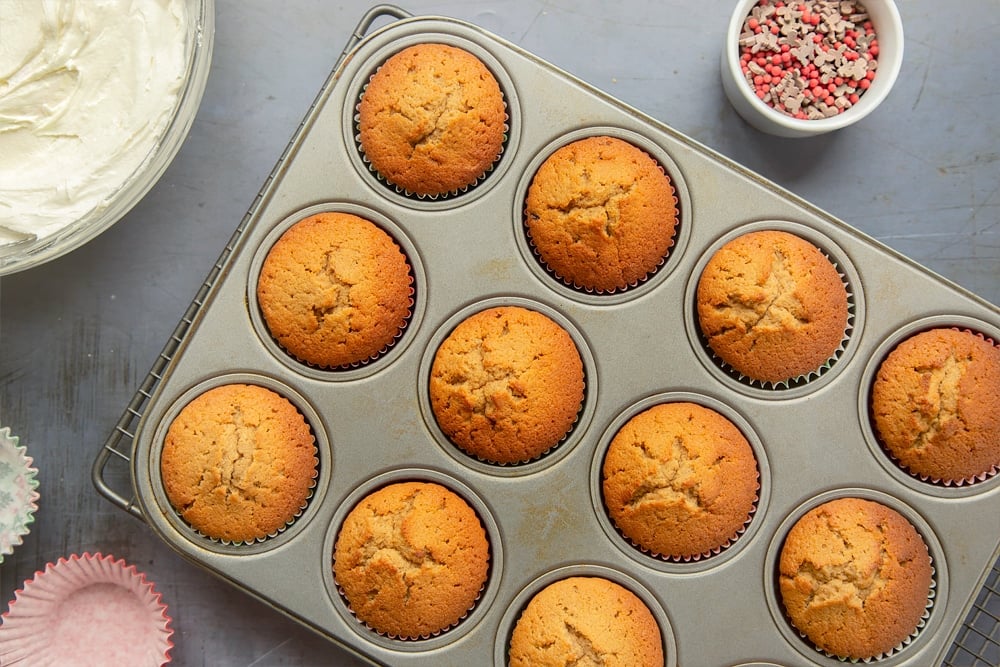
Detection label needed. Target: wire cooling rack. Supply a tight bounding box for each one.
[943,563,1000,667]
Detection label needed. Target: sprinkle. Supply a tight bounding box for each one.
[737,0,879,120]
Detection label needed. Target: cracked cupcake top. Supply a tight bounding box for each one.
[696,229,849,383]
[602,402,758,560]
[871,328,1000,482]
[508,576,664,667]
[778,497,933,660]
[525,135,678,292]
[429,305,585,464]
[160,383,318,543]
[332,481,489,638]
[256,211,413,368]
[358,43,506,196]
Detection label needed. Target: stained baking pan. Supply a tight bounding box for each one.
[94,5,1000,666]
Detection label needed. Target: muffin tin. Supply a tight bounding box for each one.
[93,6,1000,666]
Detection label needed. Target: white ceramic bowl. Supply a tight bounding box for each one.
[0,0,215,276]
[721,0,903,137]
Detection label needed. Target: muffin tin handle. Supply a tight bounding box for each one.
[337,4,413,70]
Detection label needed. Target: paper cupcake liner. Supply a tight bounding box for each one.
[700,256,856,390]
[0,553,173,667]
[0,426,39,564]
[794,561,936,663]
[611,468,761,563]
[523,164,680,295]
[354,76,509,201]
[874,327,1000,487]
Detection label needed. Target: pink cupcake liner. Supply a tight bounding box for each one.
[0,426,39,564]
[0,553,173,667]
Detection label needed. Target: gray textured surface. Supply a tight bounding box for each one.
[1,1,997,666]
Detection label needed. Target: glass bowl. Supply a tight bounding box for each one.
[0,0,215,276]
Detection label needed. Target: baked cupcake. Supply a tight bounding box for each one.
[161,384,318,543]
[871,328,1000,483]
[696,229,849,384]
[602,402,758,560]
[256,211,413,369]
[429,305,585,464]
[332,481,489,638]
[508,576,664,667]
[524,135,678,292]
[778,497,933,660]
[358,43,506,196]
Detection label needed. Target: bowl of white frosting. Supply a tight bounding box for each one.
[0,0,214,275]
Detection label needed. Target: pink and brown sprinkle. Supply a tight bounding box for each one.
[739,1,880,120]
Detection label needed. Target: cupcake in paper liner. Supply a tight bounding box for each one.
[256,211,414,370]
[602,402,759,562]
[778,497,935,662]
[523,135,679,295]
[428,305,586,466]
[870,327,1000,486]
[332,481,490,640]
[695,229,853,389]
[160,383,319,545]
[508,576,665,666]
[355,42,508,199]
[0,552,173,667]
[0,427,39,563]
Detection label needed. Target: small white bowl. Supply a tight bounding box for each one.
[721,0,904,137]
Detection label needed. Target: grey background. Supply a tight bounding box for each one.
[1,1,997,665]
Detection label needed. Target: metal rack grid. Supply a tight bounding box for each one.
[90,4,1000,666]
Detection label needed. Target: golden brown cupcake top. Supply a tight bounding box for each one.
[161,384,318,543]
[525,135,678,292]
[508,576,664,667]
[256,211,412,369]
[871,328,1000,482]
[602,402,758,559]
[696,229,849,383]
[333,481,489,638]
[358,43,506,196]
[779,497,933,660]
[429,305,585,464]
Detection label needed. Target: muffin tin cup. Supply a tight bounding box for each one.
[348,34,519,207]
[590,391,770,573]
[247,202,427,381]
[684,219,863,398]
[491,563,679,667]
[324,468,502,652]
[143,374,328,552]
[858,315,1000,496]
[518,127,686,298]
[111,8,1000,667]
[763,488,946,666]
[416,295,597,474]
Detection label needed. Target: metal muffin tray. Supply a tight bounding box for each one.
[94,5,1000,666]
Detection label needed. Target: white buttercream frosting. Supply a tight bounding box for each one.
[0,0,190,244]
